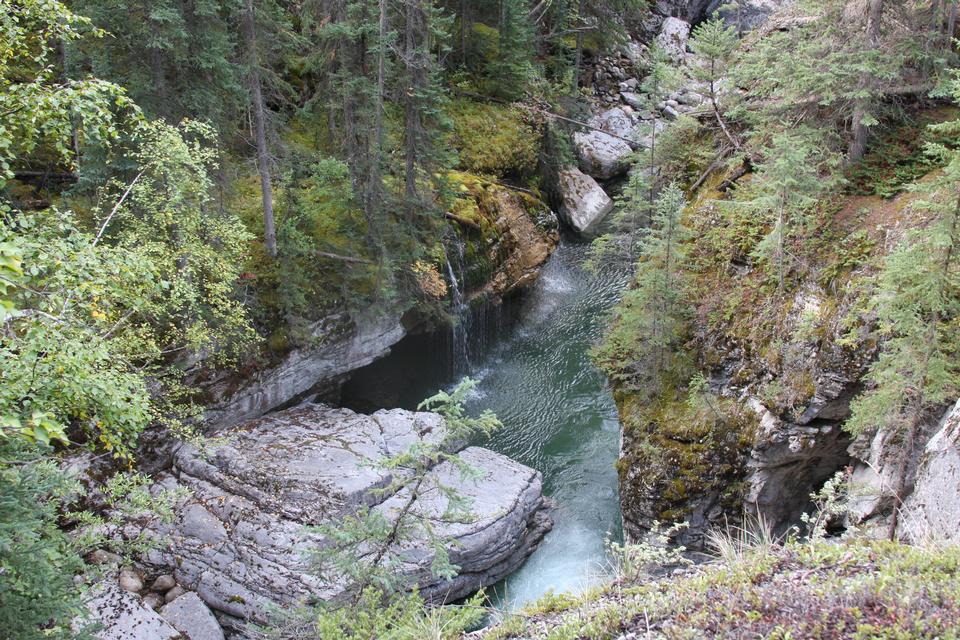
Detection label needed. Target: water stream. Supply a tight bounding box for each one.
[341,238,629,608]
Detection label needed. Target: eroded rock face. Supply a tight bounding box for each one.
[744,399,851,531]
[201,315,406,429]
[556,167,614,235]
[142,405,551,634]
[618,283,864,547]
[464,181,560,300]
[902,401,960,542]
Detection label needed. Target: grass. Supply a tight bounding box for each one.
[474,539,960,640]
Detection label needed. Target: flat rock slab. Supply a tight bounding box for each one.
[86,583,180,640]
[143,404,550,632]
[160,592,224,640]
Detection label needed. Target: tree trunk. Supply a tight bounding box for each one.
[571,0,584,94]
[848,0,884,163]
[242,0,277,258]
[403,0,421,216]
[949,1,958,50]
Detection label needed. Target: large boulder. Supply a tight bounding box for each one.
[142,405,551,634]
[573,108,637,180]
[556,167,614,235]
[656,17,691,62]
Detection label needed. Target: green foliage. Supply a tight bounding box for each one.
[71,0,245,130]
[594,184,691,388]
[605,521,692,583]
[800,471,849,541]
[846,91,960,441]
[485,0,536,100]
[0,443,89,640]
[449,100,540,176]
[313,588,485,640]
[486,538,960,640]
[0,442,187,640]
[739,129,841,289]
[0,0,137,183]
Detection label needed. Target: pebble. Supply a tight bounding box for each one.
[142,593,164,610]
[165,586,187,603]
[151,574,176,592]
[88,549,122,565]
[118,568,143,594]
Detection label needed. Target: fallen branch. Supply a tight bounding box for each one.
[316,251,374,265]
[690,145,733,193]
[444,212,482,231]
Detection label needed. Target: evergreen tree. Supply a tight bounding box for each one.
[846,78,960,538]
[487,0,536,99]
[732,0,935,162]
[398,0,454,220]
[71,0,244,131]
[689,14,741,151]
[594,183,691,389]
[744,129,838,290]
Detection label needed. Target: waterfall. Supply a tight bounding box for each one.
[445,236,472,375]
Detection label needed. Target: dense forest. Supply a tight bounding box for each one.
[4,0,960,638]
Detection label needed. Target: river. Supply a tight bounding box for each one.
[342,238,628,609]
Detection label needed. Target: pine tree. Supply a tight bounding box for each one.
[488,0,535,99]
[71,0,244,131]
[744,129,838,290]
[594,183,691,389]
[846,77,960,538]
[689,15,740,151]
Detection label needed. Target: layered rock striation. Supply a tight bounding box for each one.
[140,405,552,634]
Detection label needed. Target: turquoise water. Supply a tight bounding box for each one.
[341,239,628,609]
[460,240,627,608]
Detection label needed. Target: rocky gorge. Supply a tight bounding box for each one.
[79,2,960,639]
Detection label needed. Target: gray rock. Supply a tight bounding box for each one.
[85,582,180,640]
[88,550,123,566]
[620,92,644,111]
[160,592,225,640]
[677,91,704,106]
[715,0,795,31]
[142,593,164,611]
[618,78,638,91]
[662,105,681,120]
[118,569,143,594]
[573,108,637,180]
[151,574,177,592]
[165,586,187,603]
[202,315,406,429]
[143,404,550,630]
[743,399,851,531]
[656,17,691,62]
[556,167,614,235]
[901,401,960,543]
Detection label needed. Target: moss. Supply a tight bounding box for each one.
[448,99,541,177]
[616,381,758,529]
